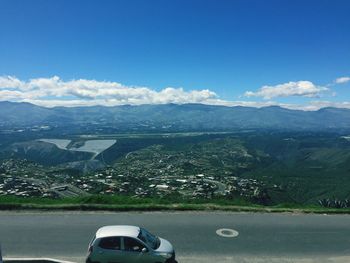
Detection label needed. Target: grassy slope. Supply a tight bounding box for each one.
[1,195,350,214]
[241,134,350,204]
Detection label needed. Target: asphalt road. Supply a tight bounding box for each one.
[1,211,350,263]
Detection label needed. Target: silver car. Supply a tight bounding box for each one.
[86,225,177,263]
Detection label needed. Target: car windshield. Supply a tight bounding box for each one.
[138,228,160,250]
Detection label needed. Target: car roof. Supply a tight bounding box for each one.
[96,225,141,238]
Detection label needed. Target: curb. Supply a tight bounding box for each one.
[3,258,76,263]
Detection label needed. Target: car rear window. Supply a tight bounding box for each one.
[98,237,121,250]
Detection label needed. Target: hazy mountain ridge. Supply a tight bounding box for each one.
[3,140,93,166]
[1,101,350,131]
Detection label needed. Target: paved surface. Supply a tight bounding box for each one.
[0,211,350,263]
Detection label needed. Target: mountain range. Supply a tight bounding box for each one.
[1,101,350,131]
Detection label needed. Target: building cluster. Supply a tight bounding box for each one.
[0,176,44,197]
[0,154,269,202]
[71,167,268,201]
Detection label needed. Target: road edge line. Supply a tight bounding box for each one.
[3,258,76,263]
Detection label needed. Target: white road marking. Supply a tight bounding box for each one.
[216,228,239,238]
[3,258,76,263]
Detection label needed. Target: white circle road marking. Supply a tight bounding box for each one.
[216,228,239,238]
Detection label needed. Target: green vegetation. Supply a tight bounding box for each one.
[0,194,252,206]
[241,133,350,204]
[1,195,350,214]
[1,131,350,208]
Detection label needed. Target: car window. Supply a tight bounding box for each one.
[98,237,121,250]
[138,228,159,249]
[123,237,145,252]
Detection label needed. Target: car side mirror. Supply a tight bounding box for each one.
[141,247,148,253]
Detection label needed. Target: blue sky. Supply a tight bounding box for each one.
[0,0,349,109]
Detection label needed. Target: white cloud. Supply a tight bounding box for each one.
[0,76,24,89]
[1,76,349,111]
[305,100,350,110]
[335,77,350,84]
[0,89,26,100]
[244,81,328,99]
[0,75,217,106]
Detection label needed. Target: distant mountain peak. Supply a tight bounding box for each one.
[0,101,349,131]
